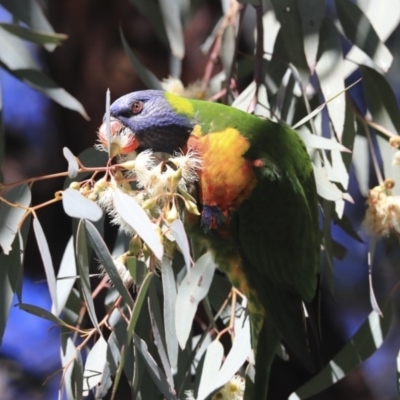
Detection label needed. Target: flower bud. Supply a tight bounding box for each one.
[120,160,136,170]
[129,234,142,255]
[184,199,201,215]
[69,181,81,190]
[94,179,108,193]
[88,192,97,201]
[166,202,179,223]
[142,197,158,210]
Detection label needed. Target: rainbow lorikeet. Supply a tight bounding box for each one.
[99,90,320,398]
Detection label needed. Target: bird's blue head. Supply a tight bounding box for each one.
[98,90,195,154]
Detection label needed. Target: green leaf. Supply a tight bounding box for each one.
[0,237,20,346]
[128,0,168,47]
[73,349,84,400]
[85,220,134,307]
[83,337,108,396]
[111,272,153,400]
[159,0,184,59]
[0,183,31,254]
[133,333,177,400]
[52,236,77,316]
[120,28,162,90]
[76,220,101,335]
[33,217,58,314]
[335,0,392,72]
[113,190,163,260]
[0,78,4,178]
[161,256,179,370]
[289,299,393,399]
[0,23,67,46]
[298,0,326,70]
[341,100,356,170]
[62,188,102,222]
[0,0,56,51]
[148,284,175,390]
[9,68,89,119]
[175,252,216,349]
[342,2,400,78]
[60,338,76,400]
[316,19,345,141]
[262,28,289,99]
[270,0,310,85]
[237,0,261,5]
[18,303,70,328]
[361,65,400,135]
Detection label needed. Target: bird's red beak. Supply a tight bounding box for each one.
[98,120,140,154]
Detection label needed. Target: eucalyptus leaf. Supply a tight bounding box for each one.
[0,23,67,46]
[316,19,345,141]
[298,0,325,71]
[0,183,31,255]
[113,190,163,260]
[76,220,101,335]
[361,65,400,136]
[289,299,393,399]
[159,0,184,59]
[120,28,162,90]
[62,188,103,222]
[342,0,400,78]
[175,252,216,349]
[18,303,70,328]
[221,24,236,78]
[52,236,76,316]
[335,0,392,72]
[111,272,153,400]
[33,217,58,315]
[297,129,350,152]
[161,256,179,370]
[60,338,76,400]
[83,337,108,396]
[148,285,175,390]
[133,333,177,400]
[197,339,224,400]
[63,147,79,179]
[170,219,191,271]
[0,0,56,51]
[64,147,108,189]
[85,220,134,307]
[270,0,309,85]
[73,350,84,400]
[0,240,18,346]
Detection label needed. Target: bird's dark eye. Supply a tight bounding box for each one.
[131,101,143,114]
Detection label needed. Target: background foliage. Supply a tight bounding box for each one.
[1,0,400,399]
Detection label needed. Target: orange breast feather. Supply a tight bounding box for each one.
[188,127,256,211]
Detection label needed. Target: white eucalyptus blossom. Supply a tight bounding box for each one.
[98,255,133,287]
[95,126,136,155]
[363,179,400,237]
[161,76,212,100]
[211,375,245,400]
[183,390,195,400]
[392,150,400,167]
